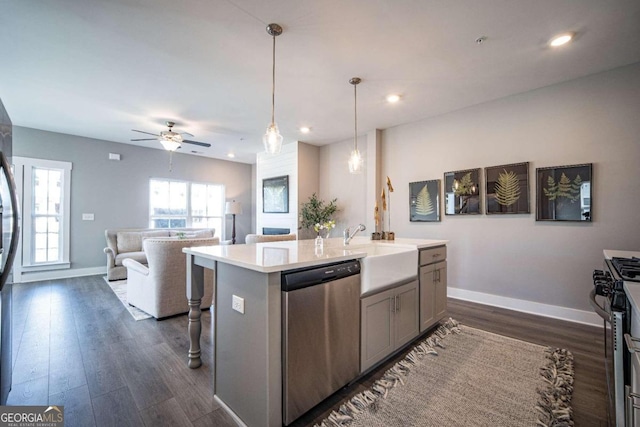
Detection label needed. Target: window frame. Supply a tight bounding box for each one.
[13,157,72,272]
[148,178,225,237]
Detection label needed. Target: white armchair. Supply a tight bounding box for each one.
[123,237,218,319]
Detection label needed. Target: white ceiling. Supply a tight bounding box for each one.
[2,0,639,164]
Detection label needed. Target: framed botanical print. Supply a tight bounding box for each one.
[409,180,441,222]
[485,162,530,214]
[536,163,592,221]
[443,168,481,215]
[262,175,289,213]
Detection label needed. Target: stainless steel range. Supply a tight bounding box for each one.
[591,254,640,426]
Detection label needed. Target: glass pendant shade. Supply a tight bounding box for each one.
[263,122,283,155]
[348,147,363,174]
[160,140,181,151]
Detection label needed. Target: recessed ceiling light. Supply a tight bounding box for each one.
[299,126,311,134]
[227,153,235,158]
[386,94,401,103]
[549,32,574,47]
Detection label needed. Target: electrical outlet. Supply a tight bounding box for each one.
[232,295,245,314]
[82,213,95,221]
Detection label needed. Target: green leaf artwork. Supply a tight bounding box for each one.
[454,172,476,196]
[543,176,558,200]
[494,169,521,206]
[415,184,434,215]
[543,173,583,202]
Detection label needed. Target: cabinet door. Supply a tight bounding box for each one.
[434,261,447,321]
[419,264,436,332]
[394,280,419,348]
[361,289,394,372]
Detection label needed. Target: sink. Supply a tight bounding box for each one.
[356,244,418,295]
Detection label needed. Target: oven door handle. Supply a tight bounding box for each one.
[589,289,611,323]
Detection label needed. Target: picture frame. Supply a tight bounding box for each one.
[409,180,441,222]
[262,175,289,213]
[536,163,592,222]
[443,168,481,215]
[485,162,530,214]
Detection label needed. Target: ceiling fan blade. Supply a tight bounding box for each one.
[130,138,157,141]
[131,129,160,137]
[179,131,194,137]
[183,139,211,148]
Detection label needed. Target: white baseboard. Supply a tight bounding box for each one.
[16,266,106,283]
[448,287,602,327]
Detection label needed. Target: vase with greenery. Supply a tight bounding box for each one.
[300,193,338,239]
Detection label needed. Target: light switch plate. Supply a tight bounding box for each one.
[82,213,95,221]
[232,295,245,314]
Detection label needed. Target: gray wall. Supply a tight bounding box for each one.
[14,127,253,271]
[320,62,640,312]
[384,63,640,312]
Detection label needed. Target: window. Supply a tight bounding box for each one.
[149,178,224,235]
[13,157,72,271]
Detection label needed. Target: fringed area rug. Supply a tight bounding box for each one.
[318,319,574,427]
[102,277,152,321]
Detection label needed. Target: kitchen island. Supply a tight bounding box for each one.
[183,237,447,427]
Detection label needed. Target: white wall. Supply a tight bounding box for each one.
[319,136,368,236]
[256,142,298,235]
[319,62,640,316]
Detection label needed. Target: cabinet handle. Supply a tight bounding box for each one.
[437,269,440,283]
[396,295,401,312]
[391,296,396,313]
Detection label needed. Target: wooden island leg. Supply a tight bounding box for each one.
[188,298,202,368]
[186,253,205,369]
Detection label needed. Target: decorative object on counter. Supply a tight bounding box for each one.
[348,77,363,174]
[313,220,335,238]
[485,162,530,214]
[444,168,481,215]
[372,201,381,239]
[300,193,338,238]
[536,163,592,222]
[317,318,574,427]
[263,175,289,213]
[225,200,243,244]
[263,23,284,155]
[410,179,441,222]
[378,177,394,240]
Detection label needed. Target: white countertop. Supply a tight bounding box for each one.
[183,237,448,273]
[604,249,640,313]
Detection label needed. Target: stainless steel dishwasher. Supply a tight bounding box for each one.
[281,259,361,425]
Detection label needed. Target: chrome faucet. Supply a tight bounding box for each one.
[343,224,366,245]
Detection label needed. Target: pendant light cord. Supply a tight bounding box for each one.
[354,82,358,150]
[271,34,276,125]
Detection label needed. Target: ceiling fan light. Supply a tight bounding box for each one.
[348,148,363,174]
[263,123,283,155]
[160,140,181,151]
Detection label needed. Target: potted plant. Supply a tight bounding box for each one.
[300,193,338,239]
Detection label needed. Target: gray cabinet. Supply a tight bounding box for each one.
[361,280,419,372]
[419,246,447,333]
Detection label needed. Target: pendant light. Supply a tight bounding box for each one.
[263,23,284,155]
[348,77,363,174]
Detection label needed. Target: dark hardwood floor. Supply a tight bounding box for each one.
[8,276,607,426]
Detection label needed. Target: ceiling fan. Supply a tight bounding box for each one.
[131,121,211,151]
